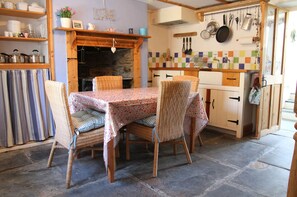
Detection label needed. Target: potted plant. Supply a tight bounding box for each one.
[57,6,76,28]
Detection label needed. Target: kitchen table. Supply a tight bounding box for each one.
[68,87,208,182]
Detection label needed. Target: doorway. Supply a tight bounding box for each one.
[281,10,297,132]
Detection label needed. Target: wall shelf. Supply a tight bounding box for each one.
[0,8,46,19]
[0,63,51,69]
[173,32,197,38]
[0,36,47,42]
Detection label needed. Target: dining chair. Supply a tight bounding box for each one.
[172,75,203,146]
[93,75,123,91]
[92,75,123,157]
[45,80,105,189]
[126,80,192,177]
[172,75,199,92]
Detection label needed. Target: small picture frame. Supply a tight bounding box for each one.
[72,20,83,29]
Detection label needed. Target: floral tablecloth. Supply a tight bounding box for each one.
[69,87,208,170]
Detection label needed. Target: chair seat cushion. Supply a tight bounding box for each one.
[71,109,105,133]
[135,115,156,128]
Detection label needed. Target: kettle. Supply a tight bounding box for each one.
[10,49,23,63]
[29,49,45,63]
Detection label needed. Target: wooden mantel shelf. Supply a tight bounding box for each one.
[55,28,151,39]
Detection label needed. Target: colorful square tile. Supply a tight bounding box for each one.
[190,63,194,68]
[152,57,156,63]
[245,57,251,63]
[162,62,166,68]
[156,63,159,68]
[239,63,245,69]
[182,63,186,68]
[239,51,245,57]
[186,57,190,63]
[208,52,213,57]
[252,50,258,57]
[174,63,178,68]
[228,51,234,57]
[178,57,183,63]
[174,52,179,58]
[251,64,257,70]
[148,52,152,57]
[156,52,160,57]
[218,51,223,57]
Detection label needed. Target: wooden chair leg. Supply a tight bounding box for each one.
[126,132,130,160]
[91,150,95,158]
[182,137,192,164]
[47,140,57,168]
[153,141,159,177]
[66,149,74,189]
[198,134,203,146]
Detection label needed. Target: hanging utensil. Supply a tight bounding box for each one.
[200,29,211,39]
[188,37,192,55]
[182,37,185,53]
[184,37,189,55]
[241,13,253,31]
[216,14,230,43]
[235,17,239,30]
[111,38,116,53]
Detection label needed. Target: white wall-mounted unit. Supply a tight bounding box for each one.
[152,6,197,26]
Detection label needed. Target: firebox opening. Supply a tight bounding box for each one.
[77,46,134,91]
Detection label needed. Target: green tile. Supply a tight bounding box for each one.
[152,57,156,63]
[233,57,239,63]
[182,63,186,68]
[208,52,213,57]
[252,50,258,57]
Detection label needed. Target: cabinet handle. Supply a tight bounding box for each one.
[229,96,240,102]
[226,77,237,80]
[153,74,160,77]
[212,99,215,109]
[166,74,173,78]
[228,120,239,125]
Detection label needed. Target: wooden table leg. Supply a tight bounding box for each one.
[107,139,115,183]
[190,117,196,153]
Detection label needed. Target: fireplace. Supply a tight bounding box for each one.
[56,28,149,94]
[77,46,134,91]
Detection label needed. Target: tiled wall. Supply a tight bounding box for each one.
[148,50,260,70]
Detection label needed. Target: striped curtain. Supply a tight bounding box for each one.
[0,69,54,147]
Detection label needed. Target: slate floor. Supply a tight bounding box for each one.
[0,119,295,197]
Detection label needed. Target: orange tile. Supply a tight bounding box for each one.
[190,63,194,68]
[174,63,178,68]
[218,51,223,57]
[245,57,251,63]
[156,63,159,68]
[228,51,234,57]
[182,53,186,58]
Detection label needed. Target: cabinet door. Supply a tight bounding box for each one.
[209,90,239,130]
[152,70,161,87]
[160,70,181,81]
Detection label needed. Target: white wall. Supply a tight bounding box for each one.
[149,6,260,55]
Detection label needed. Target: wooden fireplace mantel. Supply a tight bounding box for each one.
[55,28,151,94]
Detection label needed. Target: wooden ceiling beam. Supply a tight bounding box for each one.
[157,0,196,10]
[197,0,267,13]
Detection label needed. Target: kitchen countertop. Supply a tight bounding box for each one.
[149,67,259,73]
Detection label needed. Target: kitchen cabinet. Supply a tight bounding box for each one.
[0,0,54,74]
[152,70,183,87]
[199,71,255,138]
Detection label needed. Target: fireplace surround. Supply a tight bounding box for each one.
[56,28,150,94]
